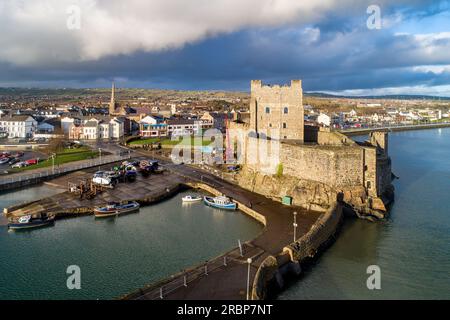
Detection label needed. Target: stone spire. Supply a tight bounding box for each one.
[109,81,116,115]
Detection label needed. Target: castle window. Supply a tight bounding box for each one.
[283,123,287,129]
[367,181,371,189]
[265,107,270,114]
[284,107,289,114]
[269,123,272,128]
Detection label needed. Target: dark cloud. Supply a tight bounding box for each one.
[0,0,449,95]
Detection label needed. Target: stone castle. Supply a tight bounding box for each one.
[230,80,394,219]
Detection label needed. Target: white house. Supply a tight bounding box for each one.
[317,113,332,127]
[68,117,124,140]
[0,115,38,138]
[61,116,81,135]
[139,115,167,137]
[167,119,201,137]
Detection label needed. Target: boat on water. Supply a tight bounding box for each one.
[8,214,55,230]
[94,201,140,218]
[203,196,237,210]
[182,195,202,202]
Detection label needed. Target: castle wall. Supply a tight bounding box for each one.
[280,144,365,188]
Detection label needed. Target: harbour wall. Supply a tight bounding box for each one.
[340,122,450,136]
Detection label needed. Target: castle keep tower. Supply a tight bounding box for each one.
[250,80,304,141]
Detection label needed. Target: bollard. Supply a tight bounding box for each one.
[184,275,187,287]
[160,287,163,299]
[205,264,208,276]
[224,256,227,266]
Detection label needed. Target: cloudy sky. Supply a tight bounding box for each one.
[0,0,449,96]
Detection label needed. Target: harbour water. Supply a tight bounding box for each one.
[0,189,262,299]
[279,128,450,299]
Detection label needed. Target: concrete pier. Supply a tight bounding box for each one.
[4,160,185,219]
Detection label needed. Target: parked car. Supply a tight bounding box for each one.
[0,157,10,165]
[25,158,39,165]
[12,161,28,168]
[13,152,24,158]
[8,158,20,165]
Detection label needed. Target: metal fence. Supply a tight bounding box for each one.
[131,245,248,300]
[0,154,131,186]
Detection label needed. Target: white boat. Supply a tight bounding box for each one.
[182,195,202,202]
[203,196,237,210]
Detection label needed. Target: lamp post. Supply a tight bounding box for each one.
[51,153,56,174]
[293,211,298,242]
[98,148,102,170]
[246,258,252,300]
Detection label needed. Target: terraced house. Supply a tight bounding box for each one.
[0,115,38,138]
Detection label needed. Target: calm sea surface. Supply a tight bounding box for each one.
[1,128,449,300]
[0,188,262,299]
[279,128,450,299]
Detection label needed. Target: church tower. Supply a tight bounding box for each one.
[109,81,118,115]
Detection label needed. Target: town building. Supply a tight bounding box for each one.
[167,119,201,137]
[0,115,38,138]
[139,115,167,137]
[68,117,124,140]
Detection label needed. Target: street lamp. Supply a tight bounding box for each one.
[51,153,56,174]
[246,258,252,300]
[293,211,298,242]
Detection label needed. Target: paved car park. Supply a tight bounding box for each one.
[0,150,46,174]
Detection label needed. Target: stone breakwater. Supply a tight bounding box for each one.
[251,202,343,300]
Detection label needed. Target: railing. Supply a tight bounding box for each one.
[339,121,450,133]
[129,245,249,300]
[0,153,132,186]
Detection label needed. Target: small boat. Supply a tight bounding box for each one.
[182,195,202,202]
[8,214,55,230]
[94,201,140,218]
[203,196,237,210]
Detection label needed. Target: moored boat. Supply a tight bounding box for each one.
[203,196,237,210]
[8,214,55,230]
[182,195,202,202]
[94,201,140,218]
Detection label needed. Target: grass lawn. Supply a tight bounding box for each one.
[10,147,99,173]
[129,137,217,147]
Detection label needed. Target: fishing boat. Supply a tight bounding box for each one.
[203,196,237,210]
[8,214,55,230]
[94,201,140,218]
[182,195,202,202]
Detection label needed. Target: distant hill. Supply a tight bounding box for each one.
[0,87,449,101]
[305,91,450,101]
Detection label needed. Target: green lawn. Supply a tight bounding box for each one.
[10,147,99,173]
[129,137,217,147]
